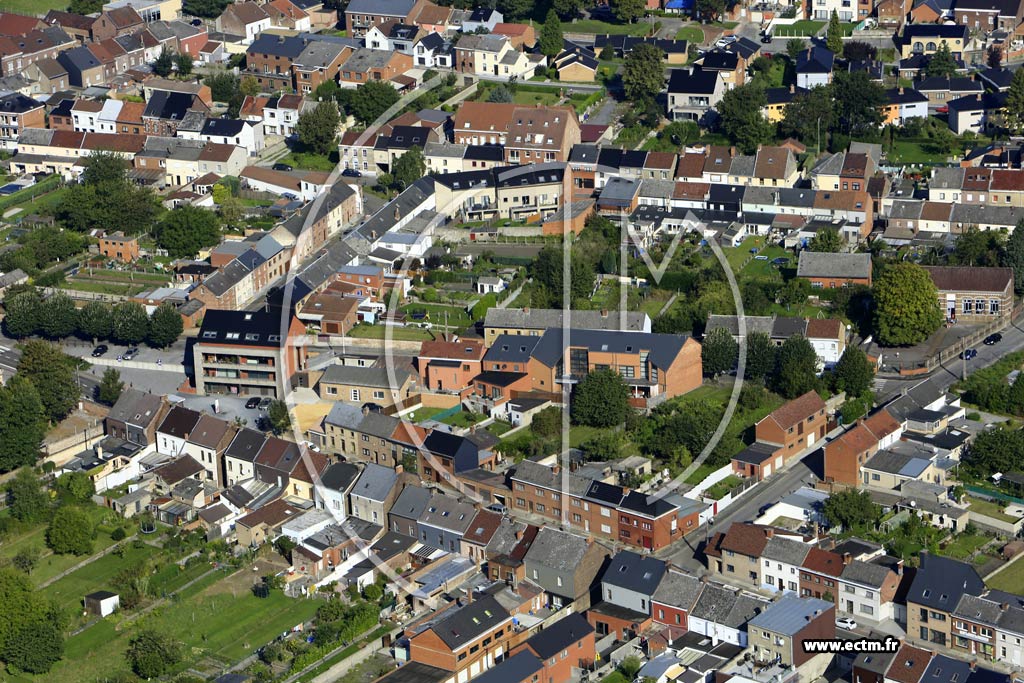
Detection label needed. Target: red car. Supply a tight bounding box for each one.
[937,105,949,114]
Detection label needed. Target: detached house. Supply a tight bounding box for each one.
[667,67,724,123]
[216,2,271,44]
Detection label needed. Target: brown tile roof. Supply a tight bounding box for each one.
[43,10,94,31]
[779,137,807,154]
[717,522,774,557]
[673,181,710,200]
[826,423,877,461]
[198,142,237,162]
[276,93,304,110]
[224,1,270,25]
[236,498,299,529]
[290,450,330,483]
[82,132,147,154]
[923,265,1013,293]
[104,5,143,27]
[88,41,117,64]
[415,2,452,24]
[188,414,234,449]
[805,318,843,340]
[919,201,952,222]
[753,145,792,180]
[302,287,360,322]
[492,22,530,35]
[463,509,502,545]
[802,547,845,577]
[813,189,868,210]
[840,152,869,178]
[453,101,517,133]
[862,410,899,443]
[239,95,270,118]
[702,146,733,175]
[241,165,301,191]
[763,390,826,431]
[0,12,45,37]
[989,169,1024,191]
[675,153,706,179]
[48,130,85,148]
[885,644,933,683]
[116,100,145,125]
[152,454,205,486]
[267,0,309,20]
[99,37,127,57]
[962,167,990,189]
[72,99,104,112]
[645,151,677,170]
[419,337,485,361]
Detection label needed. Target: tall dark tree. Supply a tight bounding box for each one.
[38,293,77,340]
[772,335,819,399]
[0,378,46,472]
[988,46,1003,69]
[780,86,834,154]
[611,0,645,22]
[832,70,885,135]
[127,630,182,680]
[702,327,739,376]
[539,9,563,58]
[268,399,292,435]
[622,43,664,105]
[6,468,47,523]
[77,301,113,342]
[745,330,776,384]
[717,82,773,154]
[873,262,943,346]
[97,368,124,406]
[46,506,94,556]
[952,226,1005,267]
[786,38,805,60]
[17,341,78,423]
[57,152,158,235]
[572,369,630,427]
[154,206,222,259]
[1004,220,1024,294]
[842,41,876,62]
[153,47,174,77]
[348,80,400,125]
[696,0,726,21]
[175,52,194,77]
[147,303,184,348]
[552,0,584,19]
[392,146,426,190]
[296,100,341,155]
[925,42,958,78]
[822,488,880,529]
[3,289,42,338]
[826,10,842,54]
[1007,67,1024,133]
[3,620,63,674]
[111,302,150,346]
[831,346,872,396]
[182,0,230,17]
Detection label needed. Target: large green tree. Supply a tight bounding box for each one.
[97,368,124,406]
[182,0,230,17]
[392,146,426,191]
[296,100,341,155]
[966,427,1024,477]
[38,293,77,340]
[702,327,738,376]
[572,369,630,427]
[153,47,174,77]
[697,0,726,20]
[717,83,773,154]
[147,303,184,349]
[552,0,584,19]
[780,85,835,153]
[831,346,872,396]
[3,289,42,338]
[57,152,158,235]
[826,10,842,54]
[154,206,222,259]
[832,70,885,136]
[348,80,400,126]
[611,0,645,22]
[823,488,880,530]
[1008,68,1024,133]
[539,9,563,58]
[772,335,819,399]
[77,301,113,342]
[745,330,776,384]
[268,399,292,435]
[808,227,843,253]
[127,630,182,679]
[0,378,46,473]
[952,226,1005,267]
[17,340,78,423]
[873,262,943,346]
[0,568,64,673]
[622,43,665,106]
[46,506,94,556]
[7,468,47,523]
[111,302,150,346]
[925,42,958,78]
[175,52,194,78]
[1005,221,1024,294]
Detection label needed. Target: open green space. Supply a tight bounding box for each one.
[0,510,125,586]
[967,495,1020,523]
[0,0,68,13]
[42,542,160,613]
[277,150,339,172]
[514,90,561,106]
[348,324,434,341]
[560,19,653,35]
[941,533,990,561]
[675,26,705,43]
[705,475,743,500]
[400,302,472,327]
[772,20,826,36]
[439,409,484,428]
[63,278,148,297]
[988,556,1024,591]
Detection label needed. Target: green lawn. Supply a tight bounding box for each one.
[0,510,125,587]
[724,236,766,272]
[513,90,561,106]
[408,406,449,422]
[63,278,148,297]
[348,324,434,341]
[940,533,990,561]
[42,542,160,613]
[0,0,67,16]
[486,420,514,437]
[560,19,652,35]
[400,302,472,327]
[439,409,484,428]
[675,26,705,43]
[277,150,338,172]
[967,495,1020,524]
[705,475,743,500]
[988,556,1024,591]
[773,20,825,36]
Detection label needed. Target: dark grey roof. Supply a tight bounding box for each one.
[320,364,412,389]
[524,613,593,659]
[922,655,973,683]
[531,329,690,371]
[202,117,246,137]
[351,463,398,502]
[321,462,360,492]
[157,405,202,439]
[907,553,984,611]
[484,308,648,332]
[690,585,766,628]
[418,492,476,533]
[225,427,267,463]
[854,651,898,675]
[483,334,543,365]
[429,594,508,649]
[762,536,812,566]
[602,550,666,595]
[390,484,431,520]
[652,569,704,610]
[0,91,42,115]
[668,67,718,95]
[197,309,290,348]
[143,90,196,121]
[796,251,872,279]
[107,389,163,427]
[747,595,833,635]
[841,559,893,588]
[347,0,418,15]
[796,45,834,74]
[523,526,594,572]
[247,33,307,58]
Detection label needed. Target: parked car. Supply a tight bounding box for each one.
[984,333,1003,346]
[245,397,261,409]
[487,503,507,514]
[91,345,108,357]
[342,168,362,178]
[301,440,321,453]
[272,162,293,172]
[258,397,272,411]
[771,257,789,265]
[122,347,139,361]
[760,34,772,43]
[836,617,857,630]
[961,348,978,360]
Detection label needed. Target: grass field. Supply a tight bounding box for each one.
[514,90,561,106]
[400,302,472,327]
[560,19,652,35]
[675,26,705,43]
[988,556,1024,592]
[940,533,989,561]
[277,150,338,172]
[0,0,66,16]
[42,542,160,612]
[0,510,124,586]
[348,324,434,341]
[967,495,1020,523]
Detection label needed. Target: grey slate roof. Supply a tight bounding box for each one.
[390,484,431,520]
[930,166,965,190]
[748,595,833,635]
[531,329,690,371]
[108,389,163,427]
[907,553,984,612]
[953,594,1003,626]
[484,307,649,332]
[652,569,704,610]
[889,199,923,220]
[320,364,412,389]
[602,550,666,595]
[418,492,476,533]
[510,460,592,497]
[796,251,872,279]
[761,536,812,566]
[841,559,893,589]
[523,526,593,572]
[690,585,766,628]
[346,0,418,15]
[351,463,398,502]
[428,595,509,649]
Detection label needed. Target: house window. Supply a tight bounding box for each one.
[350,389,360,401]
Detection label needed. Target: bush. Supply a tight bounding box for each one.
[111,526,127,541]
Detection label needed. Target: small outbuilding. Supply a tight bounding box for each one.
[84,590,120,617]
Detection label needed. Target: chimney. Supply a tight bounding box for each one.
[899,87,904,95]
[600,309,608,318]
[842,552,852,565]
[551,464,560,475]
[896,559,904,576]
[362,404,370,415]
[1002,603,1010,611]
[765,528,775,538]
[395,464,404,475]
[789,84,795,94]
[515,529,524,540]
[95,443,103,458]
[729,146,737,157]
[394,206,401,220]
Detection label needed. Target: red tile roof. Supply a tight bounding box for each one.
[763,391,825,431]
[802,547,845,578]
